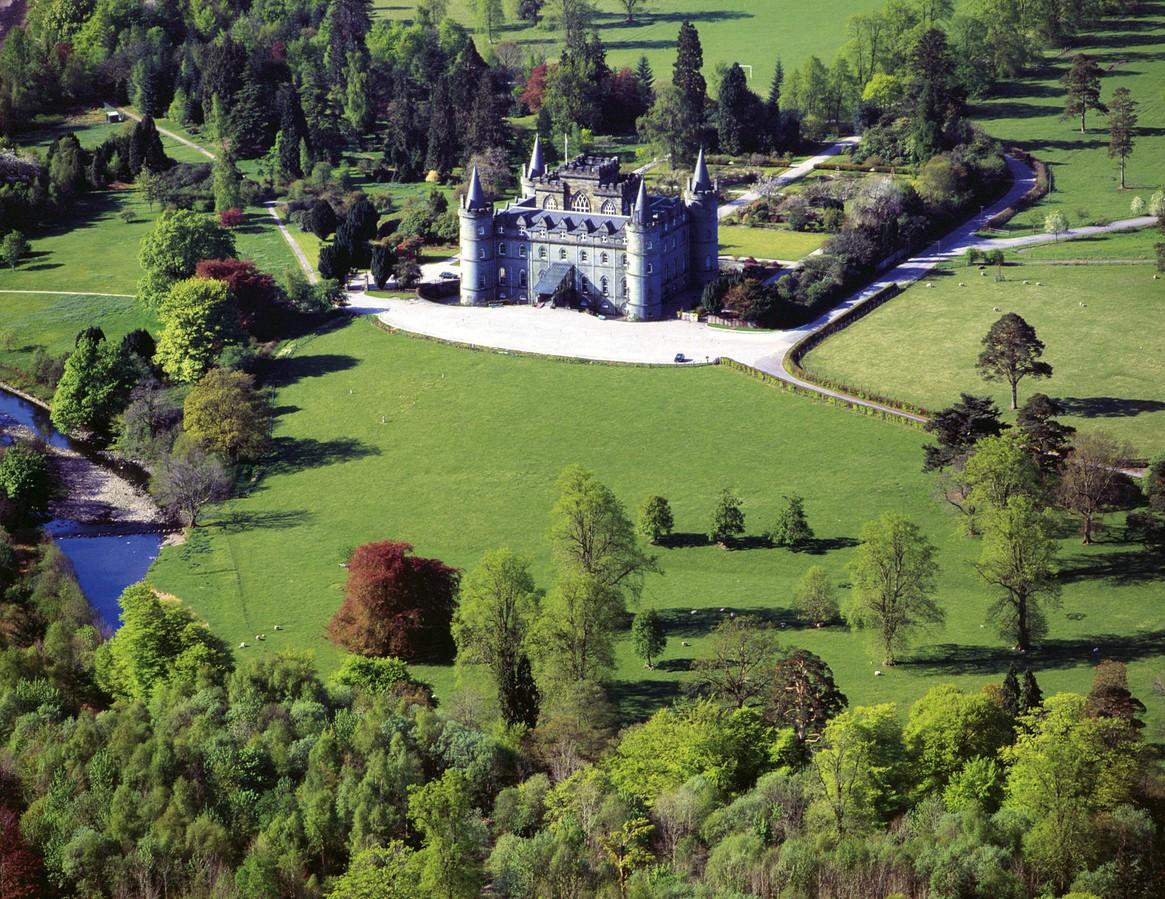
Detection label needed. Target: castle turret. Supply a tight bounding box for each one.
[685,148,719,291]
[520,136,545,197]
[625,177,662,321]
[459,165,494,306]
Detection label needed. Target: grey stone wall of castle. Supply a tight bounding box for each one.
[458,139,719,321]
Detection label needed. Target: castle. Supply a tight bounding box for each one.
[457,139,719,321]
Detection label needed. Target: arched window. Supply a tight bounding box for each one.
[479,248,486,259]
[601,276,609,296]
[559,248,567,260]
[620,278,627,297]
[499,243,507,256]
[478,226,485,236]
[647,263,653,274]
[621,254,627,266]
[580,251,588,263]
[571,193,590,212]
[543,197,559,210]
[519,245,527,257]
[600,199,617,214]
[499,267,507,285]
[600,252,608,264]
[538,246,547,259]
[520,270,527,287]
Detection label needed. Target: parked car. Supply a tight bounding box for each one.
[439,271,458,280]
[674,353,687,363]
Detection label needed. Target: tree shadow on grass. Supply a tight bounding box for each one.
[211,509,315,532]
[654,605,799,638]
[1057,547,1165,586]
[262,353,360,388]
[903,627,1165,677]
[1054,396,1165,418]
[265,436,381,474]
[598,10,752,29]
[609,678,684,722]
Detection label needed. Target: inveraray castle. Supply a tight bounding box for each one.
[458,138,720,320]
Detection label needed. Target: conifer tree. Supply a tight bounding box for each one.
[672,20,707,163]
[1107,86,1137,189]
[424,78,457,178]
[1062,53,1106,133]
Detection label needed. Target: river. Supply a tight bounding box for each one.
[0,388,162,629]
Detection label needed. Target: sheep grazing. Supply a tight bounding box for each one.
[959,282,966,287]
[273,625,282,631]
[239,642,248,649]
[874,670,883,677]
[981,270,988,276]
[993,306,1001,312]
[1023,280,1029,285]
[681,641,691,647]
[1036,282,1043,286]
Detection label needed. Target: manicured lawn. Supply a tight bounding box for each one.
[801,262,1165,455]
[147,318,1165,729]
[974,6,1165,238]
[719,225,827,260]
[17,108,211,165]
[373,0,883,91]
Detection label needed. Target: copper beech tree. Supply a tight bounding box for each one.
[327,541,459,661]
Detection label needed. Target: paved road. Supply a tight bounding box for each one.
[718,136,861,221]
[115,106,216,160]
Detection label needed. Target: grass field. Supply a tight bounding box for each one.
[373,0,882,92]
[974,5,1165,237]
[801,261,1165,455]
[145,317,1165,728]
[719,225,828,260]
[18,109,211,166]
[1012,227,1162,261]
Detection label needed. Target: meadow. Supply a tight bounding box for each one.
[146,317,1165,728]
[974,4,1165,236]
[801,260,1165,455]
[373,0,883,89]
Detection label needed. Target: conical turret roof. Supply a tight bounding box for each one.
[464,165,488,211]
[631,176,649,224]
[527,136,545,179]
[691,147,712,192]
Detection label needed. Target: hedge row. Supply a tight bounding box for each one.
[983,148,1052,231]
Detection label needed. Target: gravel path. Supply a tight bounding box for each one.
[264,201,317,283]
[116,106,216,161]
[718,136,861,221]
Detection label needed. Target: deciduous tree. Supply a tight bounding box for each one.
[0,442,54,525]
[976,312,1053,410]
[452,548,541,727]
[155,277,241,383]
[974,495,1060,651]
[812,703,905,835]
[529,570,621,692]
[692,616,780,709]
[0,230,28,269]
[709,488,745,546]
[923,393,1006,471]
[137,209,237,309]
[50,329,129,444]
[793,565,839,626]
[846,513,942,665]
[1057,430,1133,543]
[637,494,673,544]
[408,769,487,899]
[630,608,666,669]
[183,368,272,462]
[768,494,814,549]
[327,541,459,661]
[150,440,231,527]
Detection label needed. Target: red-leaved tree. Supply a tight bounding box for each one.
[521,63,550,112]
[218,207,245,229]
[327,541,459,661]
[195,258,281,338]
[0,807,44,899]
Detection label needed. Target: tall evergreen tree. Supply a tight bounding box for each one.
[672,20,707,163]
[277,88,307,179]
[1061,53,1106,133]
[1107,86,1137,189]
[325,0,373,87]
[717,63,756,156]
[635,55,654,105]
[424,78,457,178]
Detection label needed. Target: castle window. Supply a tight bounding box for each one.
[580,251,588,263]
[499,243,507,256]
[519,245,526,257]
[559,248,567,260]
[621,254,627,266]
[544,197,559,210]
[620,278,627,297]
[647,263,653,274]
[479,249,486,259]
[647,241,653,250]
[499,267,507,285]
[520,270,527,287]
[478,226,485,236]
[600,199,617,214]
[601,277,609,296]
[538,246,546,259]
[600,252,608,264]
[571,193,591,212]
[497,226,504,235]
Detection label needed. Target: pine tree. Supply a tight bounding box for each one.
[767,57,783,110]
[370,242,395,288]
[212,152,242,213]
[1001,662,1021,718]
[635,55,654,105]
[1061,54,1106,133]
[1107,86,1137,189]
[716,63,754,156]
[278,89,305,179]
[1018,668,1042,715]
[672,20,707,163]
